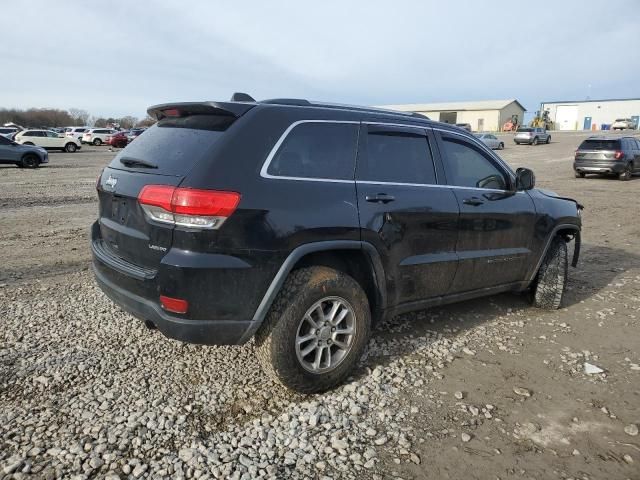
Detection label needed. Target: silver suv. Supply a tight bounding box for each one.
[514,127,551,146]
[611,118,638,131]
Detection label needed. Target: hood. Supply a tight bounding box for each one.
[538,188,584,210]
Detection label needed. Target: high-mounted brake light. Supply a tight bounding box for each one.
[138,185,240,229]
[162,108,181,117]
[614,150,624,160]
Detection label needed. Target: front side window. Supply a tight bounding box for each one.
[0,135,11,145]
[46,131,58,137]
[440,135,508,190]
[359,128,436,184]
[267,122,358,180]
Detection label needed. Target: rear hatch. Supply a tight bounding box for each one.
[96,103,252,271]
[575,139,621,161]
[515,128,532,139]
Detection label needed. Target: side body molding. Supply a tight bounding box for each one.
[237,241,386,343]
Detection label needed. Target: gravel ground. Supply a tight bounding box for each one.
[1,134,640,479]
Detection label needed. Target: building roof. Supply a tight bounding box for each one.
[541,97,640,105]
[378,99,526,112]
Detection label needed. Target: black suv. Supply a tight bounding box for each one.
[574,136,640,181]
[92,94,582,393]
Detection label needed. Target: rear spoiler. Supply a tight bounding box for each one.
[147,101,256,121]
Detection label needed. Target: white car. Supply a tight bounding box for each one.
[474,133,504,150]
[611,118,637,131]
[64,126,89,141]
[82,128,115,146]
[15,129,81,152]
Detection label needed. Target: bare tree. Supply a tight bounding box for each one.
[136,115,156,127]
[68,108,90,125]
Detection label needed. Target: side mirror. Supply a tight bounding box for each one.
[516,167,535,190]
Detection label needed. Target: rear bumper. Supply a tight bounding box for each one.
[574,161,626,174]
[93,261,255,345]
[514,137,532,144]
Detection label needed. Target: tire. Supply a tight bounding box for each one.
[546,136,551,144]
[531,237,567,310]
[21,154,39,168]
[575,171,585,178]
[618,163,632,181]
[532,137,539,146]
[93,138,102,146]
[65,143,77,153]
[498,142,504,150]
[255,266,371,393]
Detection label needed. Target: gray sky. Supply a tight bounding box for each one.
[2,0,639,119]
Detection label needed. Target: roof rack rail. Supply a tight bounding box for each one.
[260,98,312,106]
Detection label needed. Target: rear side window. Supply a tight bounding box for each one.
[267,122,358,180]
[109,114,234,176]
[579,139,620,150]
[359,128,436,184]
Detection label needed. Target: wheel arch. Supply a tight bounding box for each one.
[528,224,580,285]
[239,241,386,343]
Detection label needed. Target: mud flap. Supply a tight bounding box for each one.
[571,231,580,268]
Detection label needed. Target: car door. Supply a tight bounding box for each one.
[434,128,537,292]
[0,135,19,162]
[43,130,62,147]
[356,123,459,307]
[487,134,498,149]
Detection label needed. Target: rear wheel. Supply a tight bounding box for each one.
[546,136,551,144]
[619,164,632,181]
[531,237,568,309]
[21,154,39,168]
[93,138,102,146]
[65,143,77,153]
[256,266,371,393]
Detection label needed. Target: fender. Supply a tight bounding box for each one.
[527,223,580,284]
[237,241,386,343]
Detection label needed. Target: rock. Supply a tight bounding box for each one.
[513,387,531,398]
[623,454,633,464]
[331,438,348,451]
[89,457,104,469]
[461,433,471,443]
[454,391,464,400]
[3,458,24,475]
[469,406,479,416]
[624,424,638,436]
[462,347,475,356]
[178,448,196,463]
[132,464,147,478]
[409,453,421,464]
[584,362,604,374]
[374,436,388,446]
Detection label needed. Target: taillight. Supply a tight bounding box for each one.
[574,150,580,159]
[614,151,624,160]
[138,185,240,229]
[160,295,188,314]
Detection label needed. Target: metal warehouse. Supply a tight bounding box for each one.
[540,98,640,131]
[379,99,526,132]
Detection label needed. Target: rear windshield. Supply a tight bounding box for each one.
[517,128,533,132]
[109,114,234,176]
[579,139,620,150]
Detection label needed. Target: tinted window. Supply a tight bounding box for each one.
[578,139,620,150]
[440,136,507,190]
[517,128,533,132]
[267,122,358,180]
[0,135,11,145]
[46,131,58,137]
[359,129,436,184]
[110,114,234,176]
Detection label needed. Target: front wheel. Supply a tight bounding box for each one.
[531,237,568,309]
[498,142,504,150]
[575,171,585,178]
[256,266,371,393]
[21,154,39,168]
[532,137,539,146]
[546,136,551,144]
[65,143,77,153]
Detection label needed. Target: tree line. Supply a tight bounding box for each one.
[0,107,155,129]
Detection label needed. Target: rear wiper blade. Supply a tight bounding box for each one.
[120,156,157,169]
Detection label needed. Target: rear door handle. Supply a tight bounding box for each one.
[462,197,484,206]
[365,193,395,204]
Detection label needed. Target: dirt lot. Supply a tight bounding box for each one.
[1,133,639,480]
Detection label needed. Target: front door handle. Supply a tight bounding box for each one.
[462,197,484,206]
[365,193,395,204]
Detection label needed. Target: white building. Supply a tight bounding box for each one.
[379,99,526,132]
[540,98,640,131]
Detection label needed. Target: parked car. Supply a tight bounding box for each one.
[514,127,551,145]
[611,118,637,131]
[474,133,504,150]
[92,95,582,393]
[82,128,115,146]
[15,129,81,152]
[455,123,472,132]
[64,127,89,141]
[106,131,129,148]
[126,128,146,142]
[574,136,640,181]
[0,127,18,138]
[0,134,49,168]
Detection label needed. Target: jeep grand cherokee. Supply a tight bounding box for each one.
[92,93,582,393]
